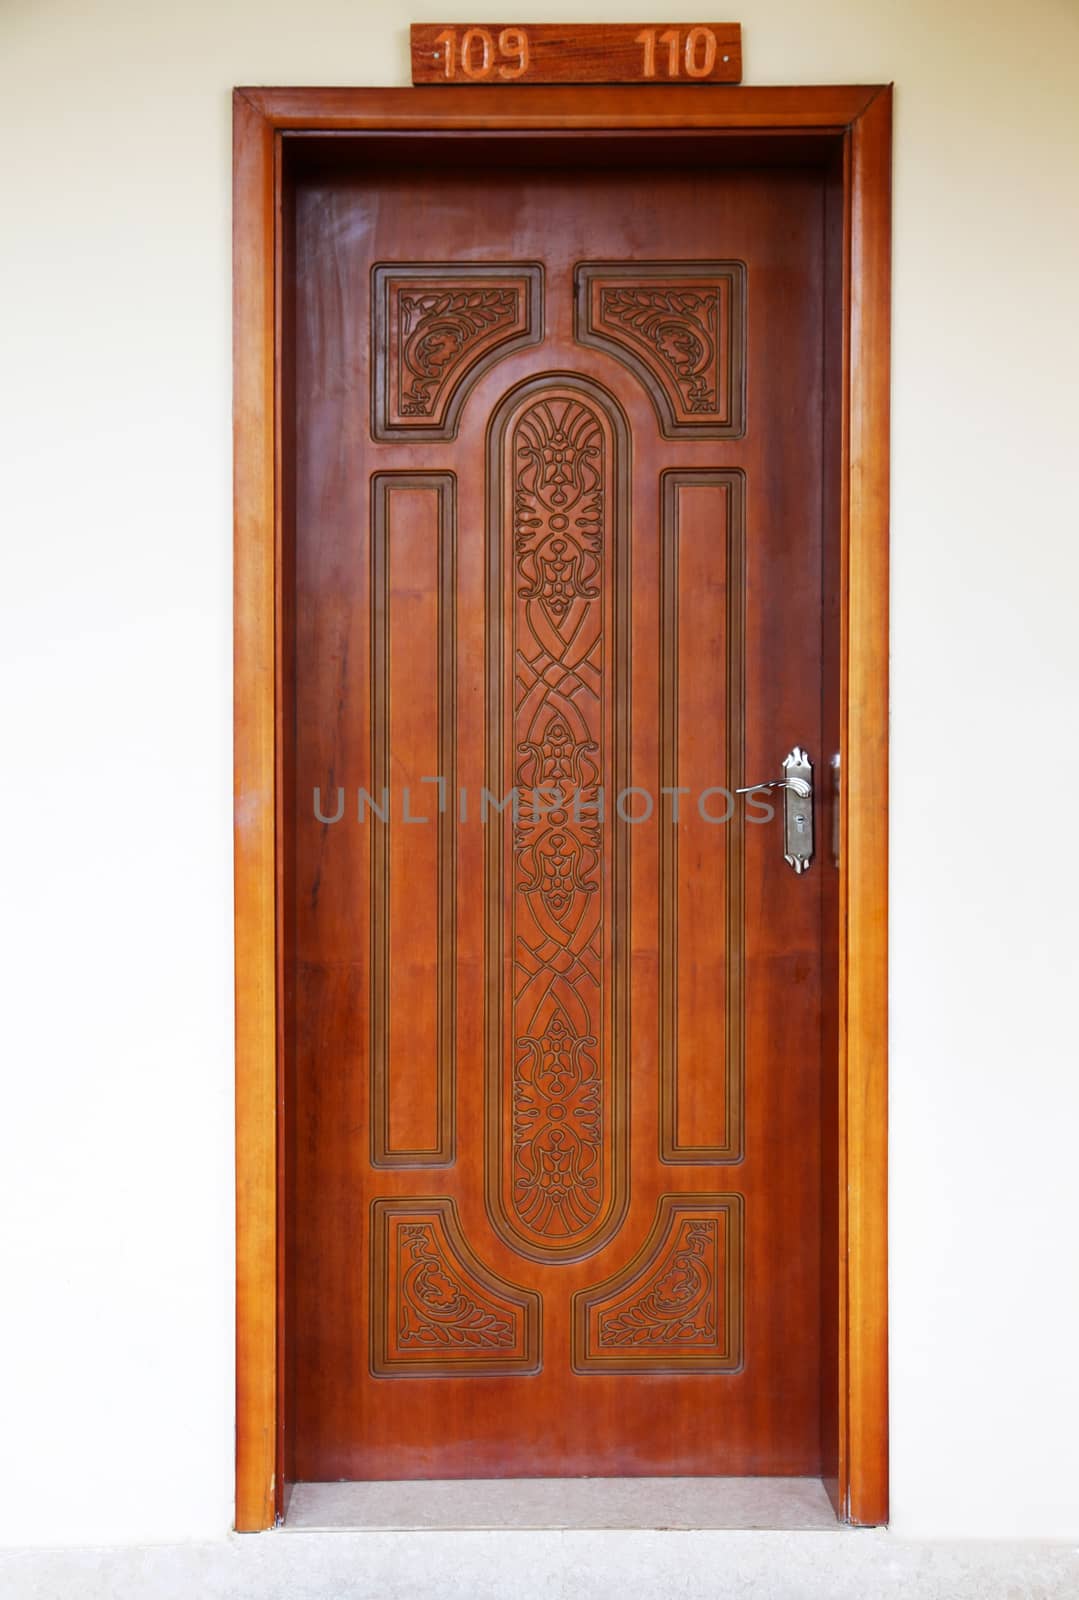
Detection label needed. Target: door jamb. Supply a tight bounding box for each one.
[233,82,891,1531]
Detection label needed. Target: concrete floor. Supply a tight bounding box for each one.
[3,1529,1079,1599]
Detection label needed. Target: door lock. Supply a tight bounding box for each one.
[736,746,814,873]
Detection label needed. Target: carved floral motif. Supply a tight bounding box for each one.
[370,1199,541,1377]
[372,264,542,438]
[575,263,745,437]
[509,396,607,1245]
[598,1218,717,1346]
[399,287,520,417]
[598,287,719,414]
[397,1222,515,1350]
[572,1196,744,1373]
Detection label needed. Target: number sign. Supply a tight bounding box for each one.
[411,23,743,85]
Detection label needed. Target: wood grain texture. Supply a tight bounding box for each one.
[818,142,846,1519]
[411,23,742,86]
[369,474,457,1167]
[659,472,745,1162]
[841,83,891,1528]
[287,156,824,1483]
[232,82,891,1529]
[237,83,881,131]
[233,88,277,1534]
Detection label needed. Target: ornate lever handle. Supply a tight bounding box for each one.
[735,775,811,799]
[736,747,814,873]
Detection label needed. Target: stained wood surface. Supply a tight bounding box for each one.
[232,82,891,1531]
[842,84,891,1528]
[239,83,878,130]
[411,23,742,85]
[232,88,278,1534]
[287,150,826,1481]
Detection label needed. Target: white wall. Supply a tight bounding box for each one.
[1,0,1076,1548]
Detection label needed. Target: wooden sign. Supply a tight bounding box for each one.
[411,23,742,85]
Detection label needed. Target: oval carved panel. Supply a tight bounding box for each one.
[485,374,630,1263]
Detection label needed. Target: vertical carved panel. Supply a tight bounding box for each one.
[486,376,629,1263]
[572,1195,744,1374]
[372,264,543,439]
[370,474,456,1166]
[575,262,746,438]
[370,1199,541,1377]
[660,471,745,1162]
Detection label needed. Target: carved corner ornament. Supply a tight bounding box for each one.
[372,262,543,438]
[575,261,746,438]
[370,1197,542,1377]
[572,1193,744,1373]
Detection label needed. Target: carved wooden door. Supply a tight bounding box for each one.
[289,150,825,1478]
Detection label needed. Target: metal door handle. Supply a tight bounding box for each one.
[737,746,814,874]
[735,775,811,799]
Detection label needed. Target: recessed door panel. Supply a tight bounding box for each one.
[485,376,629,1263]
[289,155,825,1479]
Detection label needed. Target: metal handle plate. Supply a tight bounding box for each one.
[780,746,814,873]
[737,746,814,873]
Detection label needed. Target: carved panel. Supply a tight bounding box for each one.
[486,375,630,1263]
[660,472,745,1162]
[372,264,543,439]
[572,1195,744,1374]
[575,262,745,438]
[370,1198,541,1377]
[370,474,456,1166]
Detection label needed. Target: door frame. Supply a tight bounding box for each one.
[233,82,891,1530]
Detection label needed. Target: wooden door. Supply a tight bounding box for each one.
[287,145,825,1480]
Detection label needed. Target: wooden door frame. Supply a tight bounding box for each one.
[233,83,891,1531]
